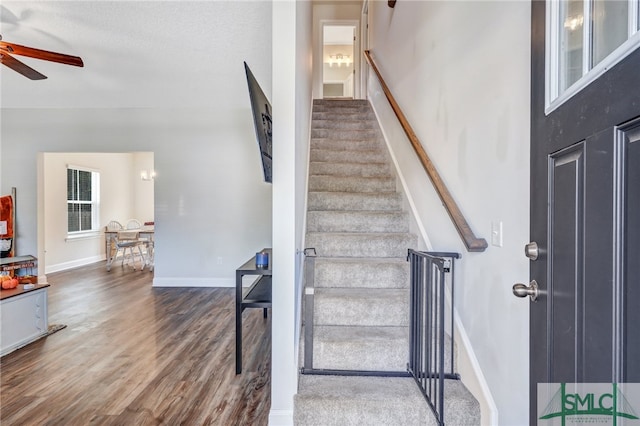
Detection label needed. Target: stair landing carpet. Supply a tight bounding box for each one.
[294,99,479,425]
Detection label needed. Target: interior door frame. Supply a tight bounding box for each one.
[318,19,360,99]
[360,0,369,100]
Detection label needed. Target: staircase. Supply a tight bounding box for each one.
[294,99,480,425]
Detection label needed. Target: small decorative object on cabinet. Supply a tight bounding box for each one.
[0,255,38,283]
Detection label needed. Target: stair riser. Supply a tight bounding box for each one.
[314,295,408,327]
[310,107,373,115]
[314,336,408,371]
[294,398,428,426]
[310,149,387,163]
[314,338,455,373]
[307,192,403,211]
[306,233,417,258]
[312,102,370,109]
[311,129,381,140]
[307,211,409,233]
[314,259,409,289]
[309,176,396,193]
[312,120,380,131]
[312,111,376,121]
[310,162,391,178]
[310,139,382,151]
[313,99,369,106]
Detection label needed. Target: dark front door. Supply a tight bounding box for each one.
[528,0,640,423]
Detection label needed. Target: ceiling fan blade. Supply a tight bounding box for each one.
[0,51,47,80]
[0,41,83,67]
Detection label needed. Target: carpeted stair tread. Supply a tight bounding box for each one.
[306,232,417,258]
[294,375,479,426]
[294,375,429,426]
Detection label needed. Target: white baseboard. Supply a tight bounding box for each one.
[152,277,234,288]
[454,309,499,425]
[45,255,105,274]
[268,409,293,426]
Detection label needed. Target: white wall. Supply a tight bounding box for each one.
[270,0,313,424]
[132,152,155,223]
[368,2,530,425]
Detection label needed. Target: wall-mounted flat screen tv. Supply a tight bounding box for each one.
[244,61,272,183]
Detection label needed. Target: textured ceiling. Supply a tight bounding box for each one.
[0,1,272,109]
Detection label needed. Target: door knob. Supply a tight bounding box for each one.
[524,242,539,260]
[512,280,539,301]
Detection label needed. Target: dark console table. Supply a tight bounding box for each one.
[236,248,272,374]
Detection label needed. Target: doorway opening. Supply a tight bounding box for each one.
[322,24,357,99]
[39,152,155,276]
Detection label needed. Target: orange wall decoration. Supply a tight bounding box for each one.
[0,195,14,258]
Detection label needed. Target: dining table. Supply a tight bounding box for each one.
[104,225,154,271]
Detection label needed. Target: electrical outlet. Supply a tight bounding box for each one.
[217,257,223,265]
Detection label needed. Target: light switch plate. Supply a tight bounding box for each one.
[491,221,503,247]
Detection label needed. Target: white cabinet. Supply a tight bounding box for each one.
[1,286,49,356]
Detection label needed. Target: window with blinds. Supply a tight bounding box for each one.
[67,166,100,234]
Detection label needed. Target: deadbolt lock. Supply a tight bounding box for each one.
[524,242,539,261]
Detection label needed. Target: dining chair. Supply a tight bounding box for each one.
[126,219,153,269]
[105,220,124,265]
[106,220,123,231]
[108,230,146,271]
[126,219,142,229]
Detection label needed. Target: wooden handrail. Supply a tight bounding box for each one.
[364,50,488,252]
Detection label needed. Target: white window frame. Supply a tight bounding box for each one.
[66,164,100,239]
[546,0,640,115]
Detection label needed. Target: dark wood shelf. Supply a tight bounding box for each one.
[242,276,272,309]
[236,249,272,374]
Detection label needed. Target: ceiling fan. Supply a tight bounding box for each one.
[0,35,83,80]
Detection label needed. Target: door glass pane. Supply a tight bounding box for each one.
[592,0,628,66]
[560,0,585,91]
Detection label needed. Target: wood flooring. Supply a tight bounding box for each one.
[0,262,271,425]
